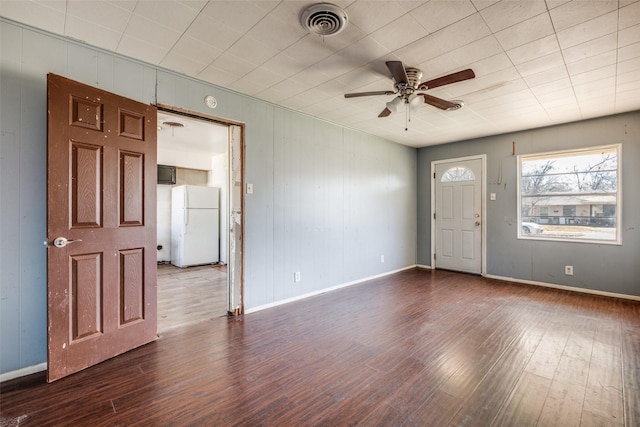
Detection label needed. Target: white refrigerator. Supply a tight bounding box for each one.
[171,185,220,267]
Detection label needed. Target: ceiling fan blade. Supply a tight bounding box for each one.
[418,69,475,90]
[385,61,408,84]
[344,90,395,98]
[378,108,392,117]
[419,94,460,111]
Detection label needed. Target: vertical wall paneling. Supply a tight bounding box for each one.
[0,23,23,373]
[97,52,115,93]
[66,43,99,87]
[19,28,67,370]
[243,101,275,308]
[113,59,146,101]
[272,110,301,301]
[343,130,392,281]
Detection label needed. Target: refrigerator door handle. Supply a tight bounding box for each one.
[184,190,188,226]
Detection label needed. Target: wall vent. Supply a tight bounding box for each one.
[300,3,348,37]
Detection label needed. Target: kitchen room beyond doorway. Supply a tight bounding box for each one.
[156,110,238,333]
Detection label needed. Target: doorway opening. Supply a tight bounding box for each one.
[156,108,244,333]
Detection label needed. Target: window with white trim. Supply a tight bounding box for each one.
[517,144,621,244]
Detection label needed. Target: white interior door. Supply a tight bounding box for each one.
[434,158,483,274]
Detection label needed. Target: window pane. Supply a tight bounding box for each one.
[441,166,475,182]
[518,145,620,243]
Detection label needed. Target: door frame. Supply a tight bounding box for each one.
[430,154,487,275]
[157,104,245,315]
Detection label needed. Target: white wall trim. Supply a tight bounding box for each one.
[415,264,432,269]
[0,363,47,383]
[484,274,640,301]
[245,265,418,314]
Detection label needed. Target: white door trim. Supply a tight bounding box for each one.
[431,154,487,275]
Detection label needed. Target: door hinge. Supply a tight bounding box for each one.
[433,172,436,179]
[433,213,436,219]
[434,253,436,260]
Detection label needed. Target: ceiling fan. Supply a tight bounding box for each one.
[344,61,475,118]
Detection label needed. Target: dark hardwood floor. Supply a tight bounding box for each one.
[157,263,228,333]
[1,268,639,426]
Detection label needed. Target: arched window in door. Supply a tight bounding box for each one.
[441,166,475,182]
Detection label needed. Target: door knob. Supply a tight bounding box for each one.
[475,221,481,226]
[52,237,83,248]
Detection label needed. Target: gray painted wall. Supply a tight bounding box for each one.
[0,20,417,375]
[418,112,640,296]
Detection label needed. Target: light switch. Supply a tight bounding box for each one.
[247,183,253,194]
[490,192,496,201]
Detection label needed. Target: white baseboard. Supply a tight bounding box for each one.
[415,264,432,270]
[0,362,46,383]
[484,274,640,301]
[245,265,418,314]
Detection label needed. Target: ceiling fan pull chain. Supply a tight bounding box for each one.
[405,101,409,131]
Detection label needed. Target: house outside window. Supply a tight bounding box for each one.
[518,144,621,244]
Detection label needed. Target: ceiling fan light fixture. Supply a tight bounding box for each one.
[386,96,403,113]
[409,94,423,113]
[300,3,348,36]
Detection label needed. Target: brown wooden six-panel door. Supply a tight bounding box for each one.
[47,74,157,382]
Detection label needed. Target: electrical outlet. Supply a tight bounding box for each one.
[565,265,573,276]
[294,271,301,282]
[381,255,384,263]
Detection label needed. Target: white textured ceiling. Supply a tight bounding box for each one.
[2,0,639,147]
[157,111,229,158]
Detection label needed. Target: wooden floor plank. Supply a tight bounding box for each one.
[538,379,586,427]
[583,340,624,424]
[523,326,571,380]
[491,371,552,427]
[621,327,640,427]
[407,389,463,427]
[157,263,227,333]
[1,268,638,426]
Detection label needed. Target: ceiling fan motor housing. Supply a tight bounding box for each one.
[394,67,423,96]
[300,3,349,36]
[405,68,423,89]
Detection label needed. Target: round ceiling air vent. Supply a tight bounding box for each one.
[300,3,348,36]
